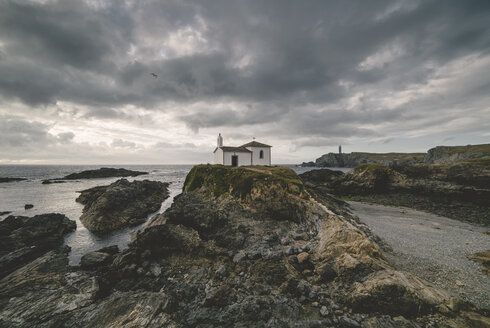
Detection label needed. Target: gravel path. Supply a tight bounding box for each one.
[348,201,490,310]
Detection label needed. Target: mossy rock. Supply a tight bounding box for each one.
[347,164,396,193]
[183,165,305,199]
[183,165,309,222]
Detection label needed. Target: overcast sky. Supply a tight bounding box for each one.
[0,0,489,164]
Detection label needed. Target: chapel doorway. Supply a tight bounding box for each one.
[232,155,238,167]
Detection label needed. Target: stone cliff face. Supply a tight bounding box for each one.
[425,144,490,164]
[0,165,487,327]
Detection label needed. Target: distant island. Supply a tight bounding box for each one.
[302,143,490,167]
[42,167,148,184]
[0,177,27,183]
[63,167,148,180]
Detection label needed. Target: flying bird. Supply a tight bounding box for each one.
[151,73,158,78]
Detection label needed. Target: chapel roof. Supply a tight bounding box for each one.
[216,146,252,153]
[240,141,272,148]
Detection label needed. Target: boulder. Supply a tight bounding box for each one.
[80,251,111,269]
[348,270,449,317]
[129,224,201,258]
[24,204,34,210]
[76,179,169,232]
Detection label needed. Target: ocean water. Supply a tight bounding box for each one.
[0,164,348,265]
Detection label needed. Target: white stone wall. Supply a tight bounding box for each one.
[214,148,223,164]
[223,151,252,166]
[246,147,271,166]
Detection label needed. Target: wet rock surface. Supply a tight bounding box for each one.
[76,179,169,233]
[0,213,76,279]
[0,165,488,327]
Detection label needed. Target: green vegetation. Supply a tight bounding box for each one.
[183,165,305,198]
[434,143,490,155]
[461,156,490,165]
[349,164,395,193]
[351,152,425,162]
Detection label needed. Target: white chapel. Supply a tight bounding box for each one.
[213,133,271,166]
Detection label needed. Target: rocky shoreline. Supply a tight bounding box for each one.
[300,160,490,226]
[0,165,488,327]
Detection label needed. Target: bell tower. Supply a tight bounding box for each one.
[217,133,223,147]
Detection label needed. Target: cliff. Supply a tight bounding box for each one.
[314,152,425,168]
[309,143,490,168]
[425,144,490,164]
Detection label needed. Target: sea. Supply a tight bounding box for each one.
[0,164,349,265]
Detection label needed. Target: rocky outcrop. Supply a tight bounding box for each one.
[184,165,310,222]
[301,162,490,225]
[425,144,490,164]
[63,167,147,180]
[0,177,27,183]
[314,152,425,168]
[76,179,169,232]
[0,213,76,278]
[1,165,487,327]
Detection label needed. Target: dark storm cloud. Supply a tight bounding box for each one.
[0,117,74,150]
[0,0,489,144]
[0,0,131,70]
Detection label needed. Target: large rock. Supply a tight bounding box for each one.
[0,213,76,278]
[76,179,169,233]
